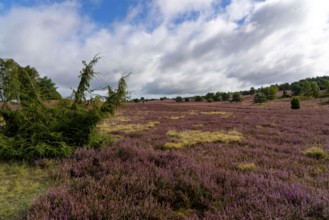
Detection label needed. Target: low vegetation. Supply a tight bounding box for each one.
[164,130,243,149]
[304,147,328,160]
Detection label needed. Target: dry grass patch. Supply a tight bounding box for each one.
[237,162,258,172]
[98,121,160,133]
[200,111,232,117]
[0,163,52,219]
[166,115,185,120]
[164,130,243,149]
[304,147,328,160]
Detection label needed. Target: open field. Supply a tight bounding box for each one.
[10,98,329,218]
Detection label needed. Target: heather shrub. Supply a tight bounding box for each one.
[291,97,300,109]
[304,147,328,160]
[27,146,220,219]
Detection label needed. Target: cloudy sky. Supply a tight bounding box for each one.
[0,0,328,98]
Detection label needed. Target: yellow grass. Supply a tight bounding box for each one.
[237,162,257,172]
[200,111,232,117]
[98,121,160,133]
[0,162,53,219]
[164,130,243,149]
[166,115,185,120]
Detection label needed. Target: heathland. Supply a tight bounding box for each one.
[2,97,329,219]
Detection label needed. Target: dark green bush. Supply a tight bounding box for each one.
[0,55,127,161]
[291,97,300,109]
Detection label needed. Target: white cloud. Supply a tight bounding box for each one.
[0,0,329,98]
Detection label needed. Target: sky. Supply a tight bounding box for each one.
[0,0,329,98]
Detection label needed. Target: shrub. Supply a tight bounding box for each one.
[232,92,242,102]
[175,96,183,102]
[207,98,214,103]
[0,55,127,161]
[291,97,300,109]
[195,96,204,102]
[304,147,328,160]
[254,92,267,104]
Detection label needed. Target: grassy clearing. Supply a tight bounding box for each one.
[164,130,243,149]
[0,162,52,219]
[98,121,160,133]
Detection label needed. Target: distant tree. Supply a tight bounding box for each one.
[232,92,242,102]
[205,92,215,101]
[325,80,329,96]
[222,92,230,101]
[265,85,278,100]
[302,81,312,97]
[207,98,214,103]
[160,97,167,101]
[282,90,290,98]
[184,97,190,102]
[214,92,222,101]
[311,81,320,98]
[254,92,267,104]
[195,96,204,102]
[175,96,183,102]
[291,83,302,96]
[133,98,140,103]
[279,83,290,91]
[291,97,300,109]
[140,97,145,103]
[250,87,256,95]
[37,76,61,100]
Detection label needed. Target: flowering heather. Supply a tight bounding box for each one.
[28,98,329,219]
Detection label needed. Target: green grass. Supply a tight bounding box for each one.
[0,162,53,219]
[164,130,243,149]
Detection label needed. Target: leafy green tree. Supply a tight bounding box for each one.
[254,92,267,104]
[207,98,214,103]
[175,96,183,102]
[265,85,278,100]
[282,90,289,98]
[325,80,329,96]
[291,97,300,109]
[250,87,256,95]
[37,76,61,100]
[222,92,230,101]
[311,81,320,98]
[291,83,302,96]
[184,97,190,102]
[232,92,242,102]
[302,81,312,97]
[195,96,204,102]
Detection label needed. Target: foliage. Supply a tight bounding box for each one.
[254,92,267,104]
[207,98,214,103]
[232,92,242,102]
[311,81,320,98]
[291,97,300,109]
[263,85,278,100]
[0,56,127,161]
[0,58,61,102]
[282,90,290,98]
[194,95,204,102]
[222,92,230,101]
[250,87,256,95]
[37,76,61,100]
[304,147,328,160]
[175,96,183,102]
